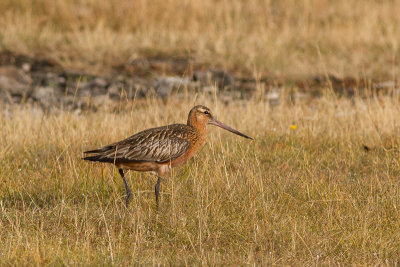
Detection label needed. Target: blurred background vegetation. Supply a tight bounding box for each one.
[1,0,399,78]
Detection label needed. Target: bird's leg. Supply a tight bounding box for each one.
[118,168,132,207]
[155,176,162,208]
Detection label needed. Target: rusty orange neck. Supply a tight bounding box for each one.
[187,114,208,137]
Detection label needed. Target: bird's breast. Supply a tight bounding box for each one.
[171,133,206,167]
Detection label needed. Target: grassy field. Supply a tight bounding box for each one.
[1,0,400,78]
[2,0,400,265]
[1,90,400,265]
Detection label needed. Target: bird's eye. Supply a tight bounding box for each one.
[204,110,210,115]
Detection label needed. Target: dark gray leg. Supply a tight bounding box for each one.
[118,169,132,207]
[155,176,162,208]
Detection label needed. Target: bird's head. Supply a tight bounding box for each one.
[187,105,253,140]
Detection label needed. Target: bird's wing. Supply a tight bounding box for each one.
[84,125,191,163]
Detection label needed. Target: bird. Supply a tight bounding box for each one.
[83,105,252,207]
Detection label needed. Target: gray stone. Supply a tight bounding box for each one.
[91,77,108,88]
[32,86,55,100]
[193,69,235,89]
[153,76,191,97]
[266,89,280,107]
[374,81,397,89]
[108,82,124,99]
[0,66,32,95]
[22,63,31,72]
[43,72,66,86]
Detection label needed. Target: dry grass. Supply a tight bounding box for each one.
[1,88,400,265]
[2,0,400,264]
[1,0,400,77]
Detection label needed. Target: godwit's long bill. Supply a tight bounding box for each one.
[83,105,252,207]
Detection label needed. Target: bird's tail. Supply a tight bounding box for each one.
[83,145,113,154]
[82,145,114,162]
[82,155,103,162]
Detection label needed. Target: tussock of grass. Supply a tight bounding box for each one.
[1,90,400,265]
[1,0,400,77]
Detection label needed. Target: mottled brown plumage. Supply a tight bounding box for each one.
[83,125,193,164]
[83,105,252,207]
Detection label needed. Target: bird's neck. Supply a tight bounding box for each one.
[187,118,207,137]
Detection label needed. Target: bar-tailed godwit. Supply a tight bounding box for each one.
[83,105,252,207]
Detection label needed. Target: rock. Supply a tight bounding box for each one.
[193,69,235,89]
[374,81,396,89]
[75,78,108,98]
[32,86,56,108]
[22,63,31,72]
[0,54,274,111]
[108,81,124,99]
[43,72,66,86]
[266,89,280,107]
[91,77,108,89]
[153,76,191,97]
[32,86,55,100]
[0,66,32,95]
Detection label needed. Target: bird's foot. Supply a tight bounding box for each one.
[155,176,162,209]
[125,189,132,207]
